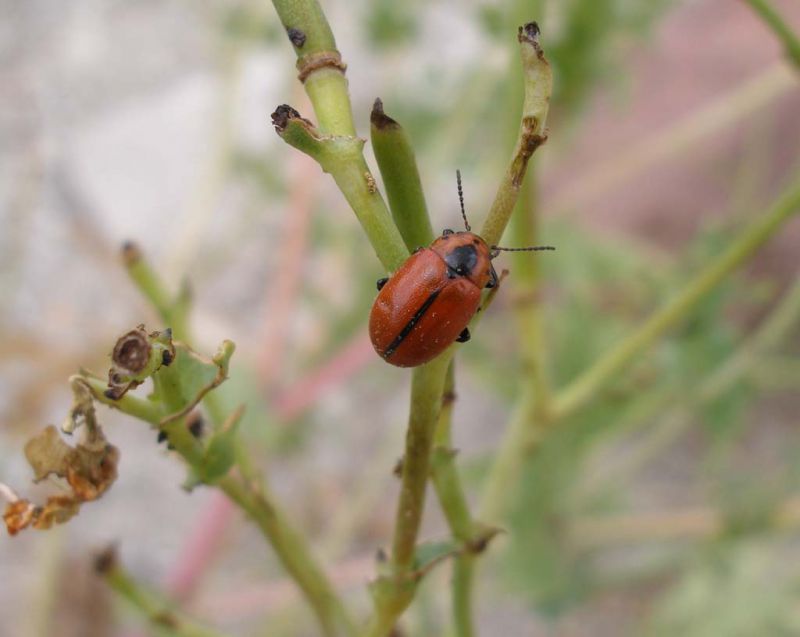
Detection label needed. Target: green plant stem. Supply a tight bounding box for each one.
[745,0,800,68]
[121,243,230,426]
[218,475,356,636]
[102,559,229,637]
[148,375,354,636]
[510,166,554,420]
[480,23,552,247]
[364,353,453,637]
[270,0,355,135]
[273,5,551,634]
[362,24,553,636]
[480,177,800,522]
[370,99,435,251]
[552,179,800,420]
[151,350,355,637]
[570,495,800,548]
[701,276,800,398]
[122,243,190,340]
[478,391,536,521]
[480,171,555,523]
[430,366,477,637]
[81,375,163,425]
[392,354,455,569]
[590,275,800,494]
[118,258,355,636]
[431,369,474,545]
[273,106,408,273]
[270,0,408,273]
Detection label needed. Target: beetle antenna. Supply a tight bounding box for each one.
[456,170,471,232]
[490,245,556,258]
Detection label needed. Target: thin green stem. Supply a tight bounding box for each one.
[591,276,800,493]
[510,166,554,421]
[431,368,474,543]
[271,105,407,273]
[270,0,408,273]
[701,276,800,399]
[100,555,229,637]
[150,344,356,637]
[218,476,357,637]
[119,256,355,635]
[362,23,553,636]
[326,147,409,271]
[392,354,454,569]
[480,177,800,522]
[481,23,552,247]
[364,353,454,637]
[272,5,553,634]
[80,375,163,425]
[745,0,800,68]
[450,556,476,637]
[122,242,190,340]
[370,98,435,251]
[478,392,536,521]
[552,179,800,421]
[430,366,477,637]
[270,0,355,135]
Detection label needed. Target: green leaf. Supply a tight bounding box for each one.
[155,340,235,422]
[194,406,245,484]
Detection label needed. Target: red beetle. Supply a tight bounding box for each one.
[369,172,554,367]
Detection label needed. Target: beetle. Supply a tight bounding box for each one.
[369,171,554,367]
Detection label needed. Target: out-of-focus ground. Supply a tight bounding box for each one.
[1,0,799,636]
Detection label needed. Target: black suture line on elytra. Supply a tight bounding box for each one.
[383,289,442,359]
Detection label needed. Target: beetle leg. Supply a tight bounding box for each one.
[442,228,455,236]
[456,328,471,343]
[485,265,499,289]
[376,277,389,291]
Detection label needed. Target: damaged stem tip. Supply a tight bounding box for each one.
[370,97,399,130]
[518,21,540,43]
[94,544,118,574]
[271,104,302,133]
[112,329,151,375]
[121,241,142,266]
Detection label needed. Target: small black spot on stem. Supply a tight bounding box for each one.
[187,412,204,439]
[286,27,306,47]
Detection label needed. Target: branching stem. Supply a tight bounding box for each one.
[481,177,800,522]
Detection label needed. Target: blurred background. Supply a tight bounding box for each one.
[1,0,799,635]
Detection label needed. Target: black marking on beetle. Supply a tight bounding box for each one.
[383,289,442,359]
[445,244,478,277]
[485,265,498,288]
